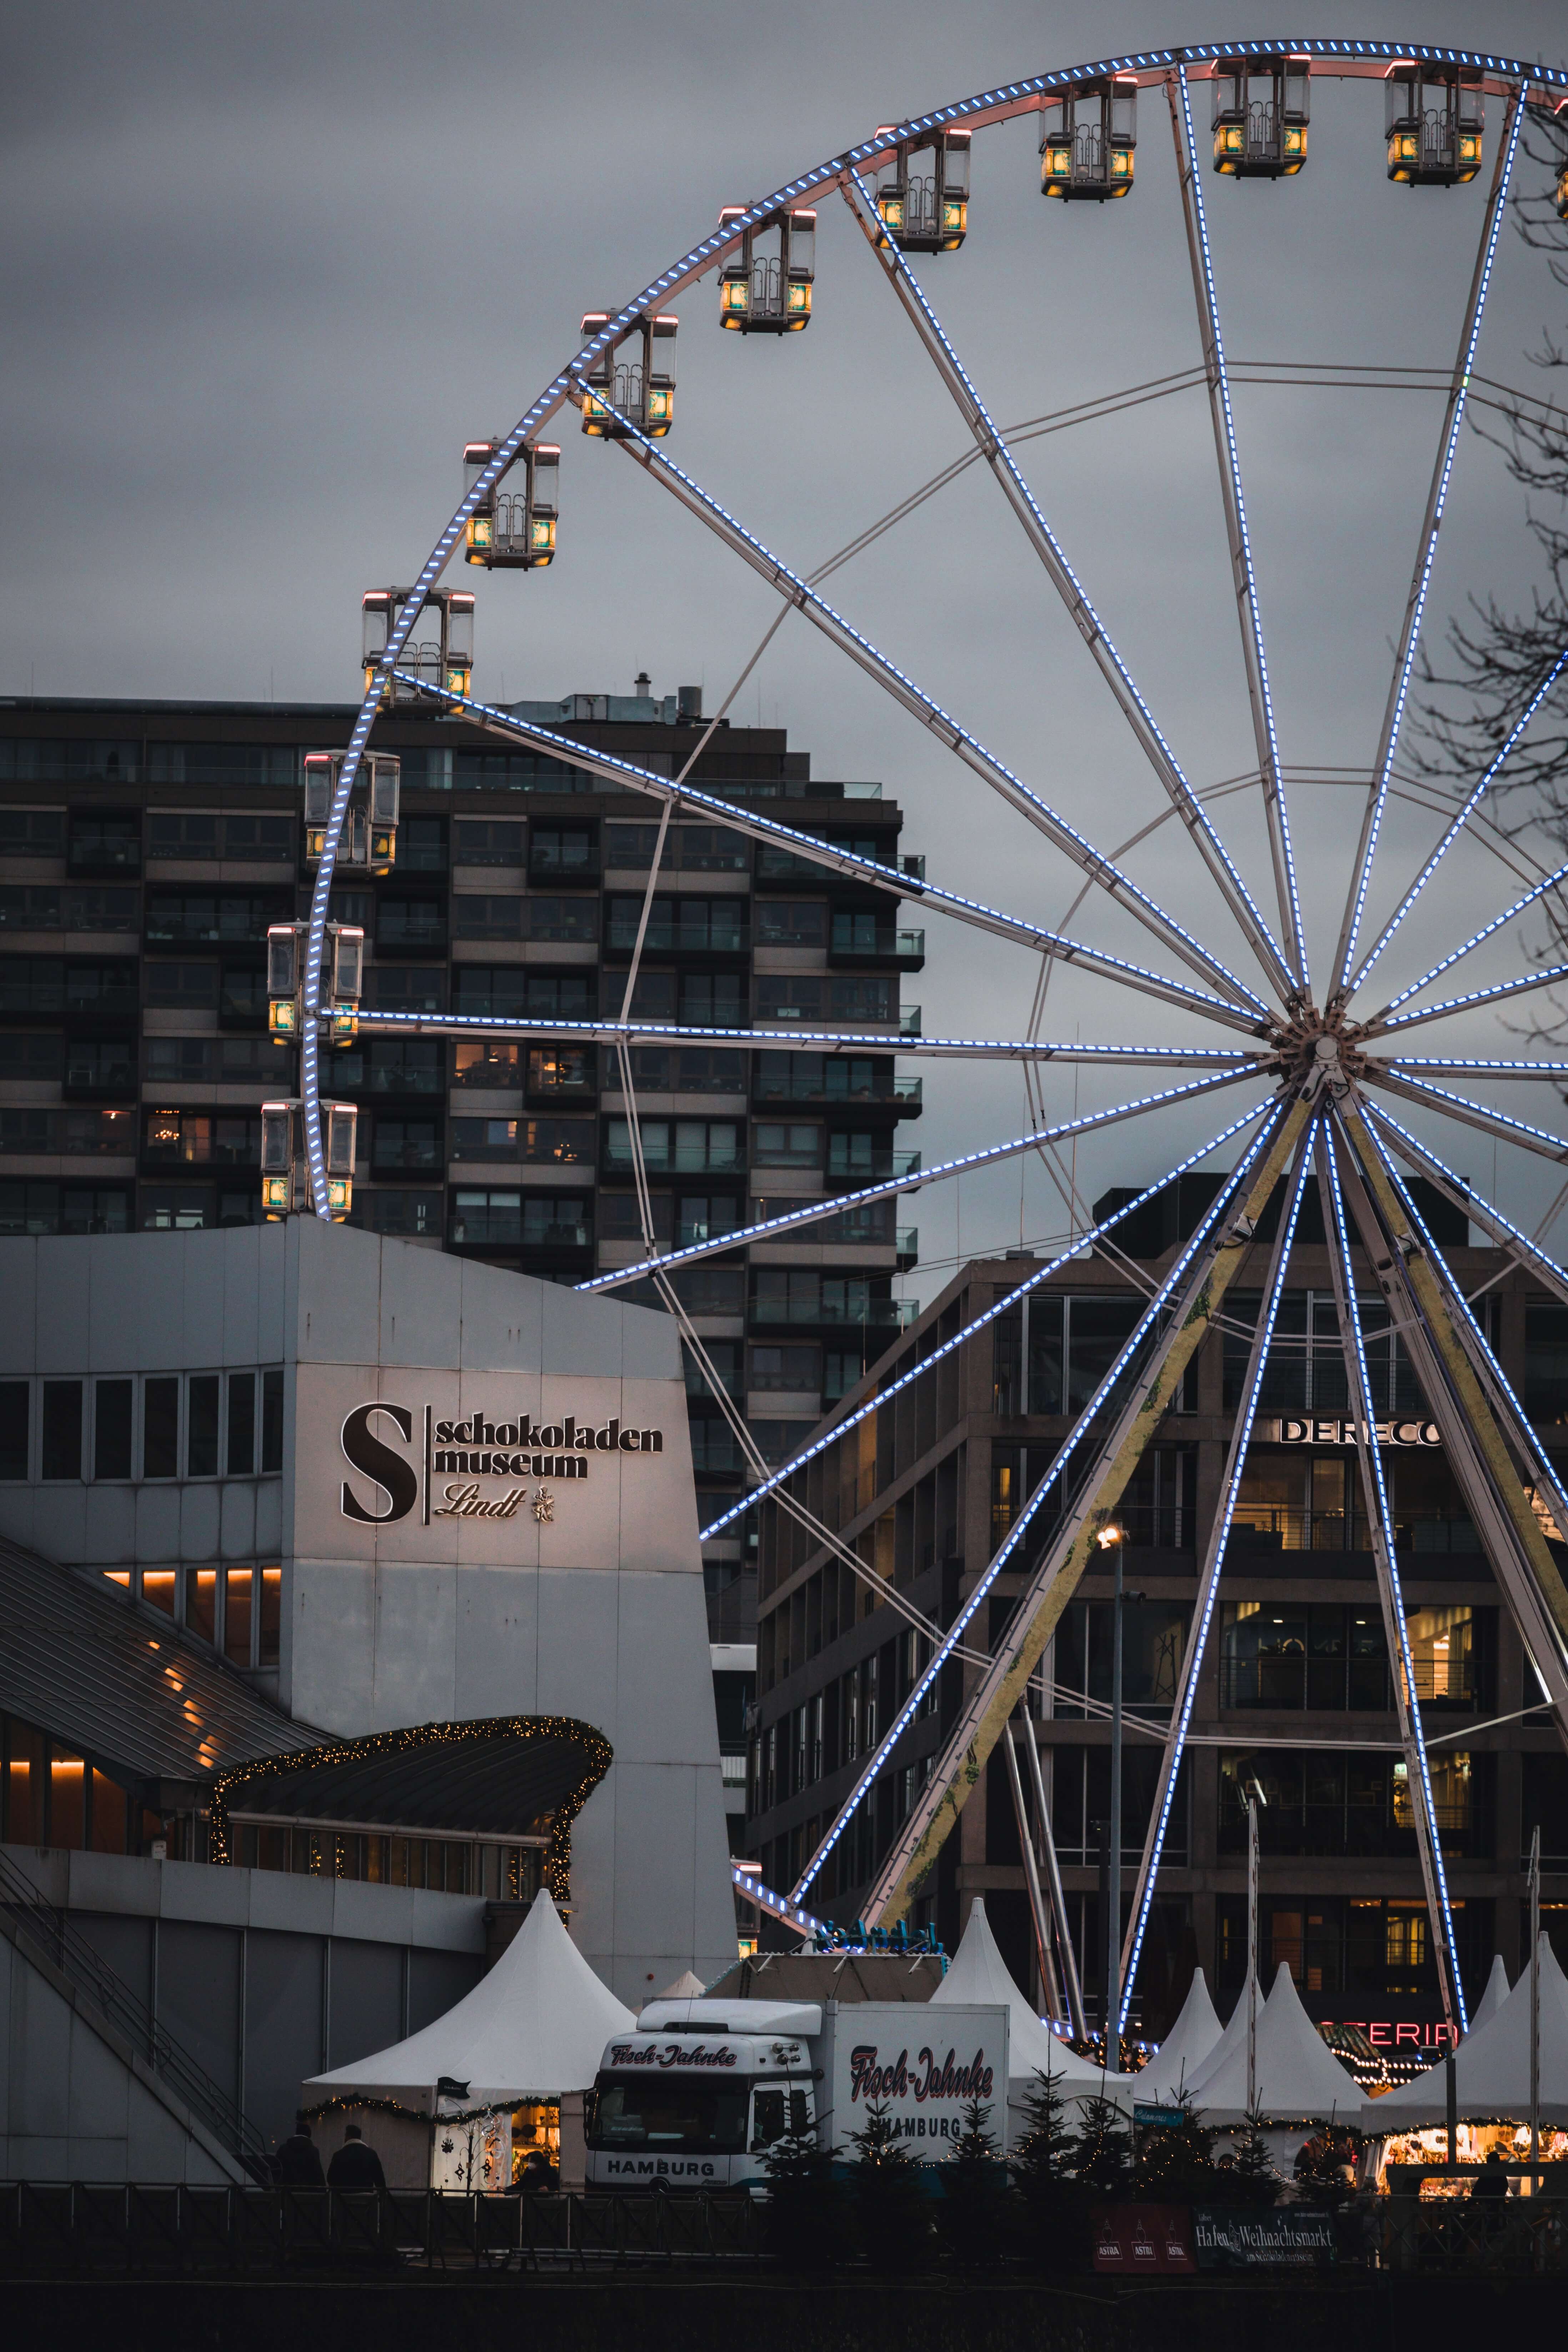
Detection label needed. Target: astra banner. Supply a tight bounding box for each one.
[339,1400,666,1526]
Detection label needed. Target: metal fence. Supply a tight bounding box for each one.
[0,2185,767,2275]
[1382,2192,1568,2273]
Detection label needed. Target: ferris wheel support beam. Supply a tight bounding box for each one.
[1362,1104,1568,1314]
[837,172,1296,1009]
[854,1088,1312,1929]
[1169,68,1306,1000]
[1371,857,1568,1027]
[399,675,1262,1032]
[1358,1119,1568,1738]
[1332,85,1524,1001]
[1346,648,1568,1001]
[582,1068,1261,1292]
[1341,1095,1568,1668]
[1119,1130,1316,2026]
[1318,1119,1465,2030]
[790,1100,1290,1906]
[594,410,1272,1017]
[1362,1067,1568,1167]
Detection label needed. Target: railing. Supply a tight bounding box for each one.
[1381,2188,1568,2273]
[826,1146,919,1181]
[0,2184,768,2275]
[0,1848,269,2182]
[1220,1653,1476,1710]
[1227,1506,1481,1555]
[899,1005,921,1035]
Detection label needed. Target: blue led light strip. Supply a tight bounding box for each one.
[1335,88,1524,996]
[580,418,1272,1018]
[395,674,1258,1030]
[1366,1066,1568,1164]
[1364,1102,1568,1306]
[1376,1058,1568,1077]
[731,1865,822,1941]
[1375,959,1568,1037]
[842,161,1293,1007]
[1118,1132,1315,2031]
[1374,856,1568,1023]
[1175,67,1307,996]
[353,1006,1257,1065]
[1348,647,1568,1001]
[699,1096,1272,1545]
[583,1068,1257,1294]
[1322,1121,1467,2030]
[789,1103,1285,1904]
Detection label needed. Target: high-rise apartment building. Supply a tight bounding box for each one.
[0,690,924,1831]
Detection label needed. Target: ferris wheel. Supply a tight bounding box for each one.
[296,39,1568,2035]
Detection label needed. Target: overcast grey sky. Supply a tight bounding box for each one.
[4,3,1565,1279]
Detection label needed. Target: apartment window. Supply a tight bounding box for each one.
[677,1195,738,1246]
[143,1378,180,1477]
[453,819,525,865]
[451,1189,522,1246]
[757,902,826,946]
[452,895,524,940]
[41,1381,82,1481]
[217,965,272,1022]
[143,1109,262,1166]
[523,1194,592,1248]
[368,966,446,1014]
[377,898,447,951]
[523,896,599,943]
[527,1045,594,1094]
[453,1041,521,1090]
[372,1116,442,1172]
[605,1119,741,1174]
[756,976,824,1021]
[0,1034,62,1082]
[0,1384,29,1479]
[141,1187,216,1231]
[749,1345,820,1394]
[144,961,218,1009]
[351,1190,443,1238]
[681,973,743,1023]
[753,1121,820,1169]
[94,1379,133,1480]
[146,893,290,945]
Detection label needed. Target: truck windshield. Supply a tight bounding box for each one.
[589,2074,749,2153]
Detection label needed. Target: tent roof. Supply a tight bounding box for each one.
[1362,1939,1568,2131]
[1469,1955,1510,2035]
[653,1971,706,2002]
[931,1898,1132,2099]
[1141,1970,1222,2104]
[302,1891,633,2105]
[1186,1966,1359,2126]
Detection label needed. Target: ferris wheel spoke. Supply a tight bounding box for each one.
[1374,1057,1568,1079]
[1370,959,1568,1038]
[855,1090,1311,1927]
[1120,1131,1316,2027]
[1370,855,1568,1026]
[1331,86,1524,1000]
[1346,647,1568,1001]
[1362,1065,1568,1166]
[401,673,1265,1029]
[581,1068,1267,1295]
[837,168,1296,1008]
[1169,67,1306,999]
[699,1096,1275,1549]
[583,407,1273,1016]
[1319,1120,1467,2029]
[787,1096,1291,1905]
[1362,1101,1568,1309]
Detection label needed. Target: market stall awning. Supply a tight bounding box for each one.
[302,1889,634,2107]
[1362,1939,1568,2132]
[931,1897,1136,2108]
[1141,1969,1222,2103]
[1186,1965,1360,2126]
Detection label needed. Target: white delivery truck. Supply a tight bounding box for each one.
[586,1995,1009,2192]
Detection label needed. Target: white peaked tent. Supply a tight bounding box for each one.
[1184,1965,1358,2127]
[1141,1970,1222,2104]
[1361,1938,1568,2132]
[1468,1954,1511,2035]
[930,1898,1135,2112]
[652,1971,706,2002]
[303,1890,635,2108]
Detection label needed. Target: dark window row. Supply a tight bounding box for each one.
[0,1368,282,1481]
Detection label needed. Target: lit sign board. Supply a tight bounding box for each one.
[340,1401,667,1526]
[1259,1417,1441,1448]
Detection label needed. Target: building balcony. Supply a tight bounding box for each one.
[828,919,924,971]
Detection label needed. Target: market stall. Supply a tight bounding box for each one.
[931,1897,1135,2120]
[1185,1965,1361,2130]
[1140,1970,1222,2103]
[301,1889,634,2187]
[1361,1938,1568,2140]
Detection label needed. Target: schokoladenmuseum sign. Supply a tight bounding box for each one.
[339,1401,668,1526]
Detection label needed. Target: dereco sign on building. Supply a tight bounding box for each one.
[0,1218,735,1999]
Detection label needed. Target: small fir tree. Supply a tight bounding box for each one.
[1131,2092,1221,2208]
[938,2097,1013,2270]
[1291,2124,1365,2212]
[844,2101,933,2271]
[1009,2068,1084,2272]
[1220,2107,1281,2208]
[1072,2092,1133,2201]
[762,2117,848,2270]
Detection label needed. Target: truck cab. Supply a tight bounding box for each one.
[586,1998,820,2193]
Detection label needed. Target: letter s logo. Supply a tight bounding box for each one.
[340,1403,417,1524]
